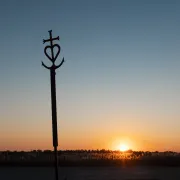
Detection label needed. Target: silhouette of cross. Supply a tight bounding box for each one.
[43,30,59,45]
[42,30,64,180]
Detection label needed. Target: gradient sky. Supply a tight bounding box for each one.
[1,0,180,151]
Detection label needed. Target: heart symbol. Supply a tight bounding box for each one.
[44,44,61,63]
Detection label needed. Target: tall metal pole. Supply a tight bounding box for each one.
[42,30,64,180]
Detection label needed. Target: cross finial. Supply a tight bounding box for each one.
[42,30,64,70]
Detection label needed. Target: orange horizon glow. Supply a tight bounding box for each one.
[1,135,180,152]
[1,120,180,152]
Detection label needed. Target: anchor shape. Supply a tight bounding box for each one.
[42,30,64,70]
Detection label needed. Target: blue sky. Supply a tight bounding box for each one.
[1,0,180,151]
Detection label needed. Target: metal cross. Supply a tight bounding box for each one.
[42,30,64,180]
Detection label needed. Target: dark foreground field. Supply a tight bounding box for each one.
[1,157,180,167]
[1,166,180,180]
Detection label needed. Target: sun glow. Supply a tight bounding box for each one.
[118,144,129,152]
[110,137,134,151]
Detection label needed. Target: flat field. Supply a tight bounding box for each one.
[1,166,180,180]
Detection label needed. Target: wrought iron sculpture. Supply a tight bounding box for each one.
[42,30,64,180]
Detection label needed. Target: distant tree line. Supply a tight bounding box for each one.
[1,150,180,167]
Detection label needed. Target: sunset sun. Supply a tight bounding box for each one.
[119,144,129,152]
